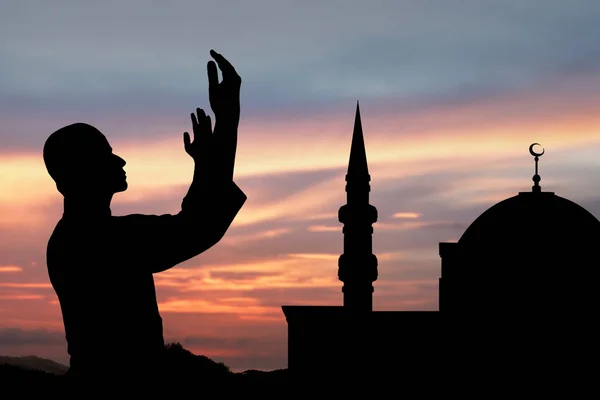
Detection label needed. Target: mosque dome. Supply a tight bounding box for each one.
[458,191,600,249]
[456,143,600,264]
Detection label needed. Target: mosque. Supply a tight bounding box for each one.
[281,103,599,383]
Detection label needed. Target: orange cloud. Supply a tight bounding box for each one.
[392,212,421,219]
[219,227,292,246]
[0,282,52,289]
[0,294,44,300]
[153,255,343,296]
[153,251,405,308]
[159,298,271,315]
[0,283,52,289]
[0,266,23,272]
[288,253,339,261]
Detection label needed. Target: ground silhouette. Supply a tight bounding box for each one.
[0,343,289,392]
[0,355,69,374]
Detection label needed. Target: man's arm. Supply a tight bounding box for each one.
[115,175,246,274]
[118,102,245,272]
[115,50,245,273]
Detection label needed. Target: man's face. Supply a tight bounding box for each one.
[78,132,128,195]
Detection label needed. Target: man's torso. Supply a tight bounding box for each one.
[47,215,165,372]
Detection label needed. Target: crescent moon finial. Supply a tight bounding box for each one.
[529,143,545,157]
[529,143,544,192]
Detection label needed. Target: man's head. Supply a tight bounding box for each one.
[43,123,127,197]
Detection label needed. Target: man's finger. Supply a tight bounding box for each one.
[207,61,219,88]
[183,132,191,151]
[210,49,238,78]
[191,112,198,130]
[205,115,212,134]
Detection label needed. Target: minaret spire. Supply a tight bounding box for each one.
[338,102,378,313]
[345,101,371,204]
[347,101,370,183]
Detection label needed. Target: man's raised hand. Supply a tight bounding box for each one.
[207,49,241,126]
[207,50,241,182]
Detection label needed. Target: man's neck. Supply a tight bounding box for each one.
[63,194,112,219]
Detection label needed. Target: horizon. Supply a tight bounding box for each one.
[2,0,600,372]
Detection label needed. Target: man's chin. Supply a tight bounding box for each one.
[116,182,128,192]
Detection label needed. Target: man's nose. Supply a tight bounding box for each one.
[114,155,126,167]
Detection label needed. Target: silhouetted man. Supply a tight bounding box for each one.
[43,50,245,388]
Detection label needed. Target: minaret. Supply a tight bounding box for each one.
[337,102,378,313]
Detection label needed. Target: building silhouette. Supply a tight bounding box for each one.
[281,106,598,384]
[439,144,599,381]
[439,144,600,314]
[281,103,438,384]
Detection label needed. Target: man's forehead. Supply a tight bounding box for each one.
[89,136,113,155]
[64,125,113,155]
[77,126,111,149]
[96,135,111,150]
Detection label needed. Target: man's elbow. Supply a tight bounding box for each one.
[191,225,228,256]
[208,225,230,248]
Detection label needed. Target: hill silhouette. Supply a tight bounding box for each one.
[0,342,288,391]
[0,355,69,375]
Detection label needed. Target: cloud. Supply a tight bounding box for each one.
[376,220,468,232]
[0,294,44,300]
[0,328,64,346]
[307,225,339,232]
[392,212,421,219]
[287,253,339,261]
[208,271,277,281]
[155,256,341,294]
[0,266,23,272]
[159,298,272,315]
[0,283,52,289]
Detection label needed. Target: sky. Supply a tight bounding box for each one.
[1,0,600,372]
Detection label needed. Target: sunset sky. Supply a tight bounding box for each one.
[2,0,600,372]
